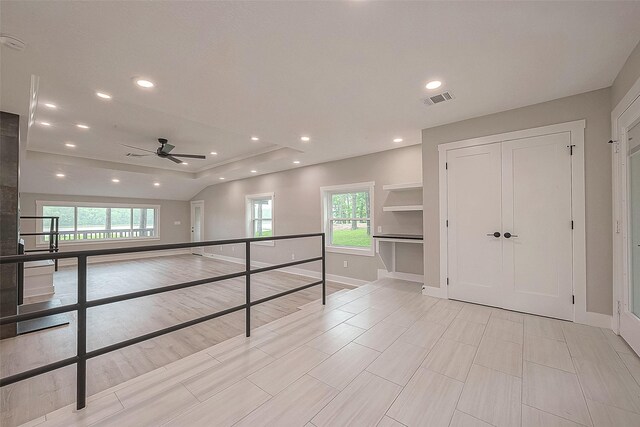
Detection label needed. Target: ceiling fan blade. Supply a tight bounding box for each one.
[126,153,151,157]
[160,143,175,154]
[166,155,184,164]
[170,154,206,159]
[121,144,156,154]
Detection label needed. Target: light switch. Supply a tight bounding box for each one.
[174,221,181,225]
[377,226,382,233]
[343,260,348,268]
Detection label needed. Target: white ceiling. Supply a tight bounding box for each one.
[2,1,640,200]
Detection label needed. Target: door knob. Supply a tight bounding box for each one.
[504,232,518,239]
[486,232,501,238]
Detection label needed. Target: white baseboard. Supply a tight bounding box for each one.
[56,248,192,267]
[202,253,369,287]
[575,311,613,329]
[421,283,449,299]
[377,269,424,284]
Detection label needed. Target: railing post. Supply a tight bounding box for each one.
[245,241,251,337]
[76,255,87,410]
[322,233,326,305]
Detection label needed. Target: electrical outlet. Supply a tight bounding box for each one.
[343,260,348,268]
[377,226,382,233]
[291,253,295,260]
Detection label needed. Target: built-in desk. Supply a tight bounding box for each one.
[373,234,423,283]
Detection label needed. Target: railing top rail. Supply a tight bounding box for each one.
[19,216,60,220]
[0,232,324,264]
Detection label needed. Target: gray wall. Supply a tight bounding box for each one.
[612,40,640,109]
[191,145,423,282]
[19,193,190,252]
[422,88,613,315]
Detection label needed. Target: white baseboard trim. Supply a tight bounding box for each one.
[377,269,424,284]
[56,248,192,267]
[202,253,369,287]
[24,287,55,298]
[575,311,613,329]
[421,283,449,299]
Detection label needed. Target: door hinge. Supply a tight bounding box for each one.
[445,162,448,170]
[572,295,575,304]
[616,220,621,234]
[446,277,449,286]
[446,220,449,227]
[617,300,621,315]
[567,144,576,155]
[571,220,574,230]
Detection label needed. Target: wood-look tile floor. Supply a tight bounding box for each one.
[10,276,640,427]
[0,255,352,427]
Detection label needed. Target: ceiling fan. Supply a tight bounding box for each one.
[123,138,206,164]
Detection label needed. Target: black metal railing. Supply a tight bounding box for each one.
[0,232,326,411]
[19,216,60,270]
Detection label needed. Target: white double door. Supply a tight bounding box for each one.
[447,132,574,320]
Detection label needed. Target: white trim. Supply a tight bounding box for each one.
[422,283,449,299]
[438,120,589,324]
[377,269,423,284]
[56,248,191,267]
[612,74,640,334]
[382,182,423,191]
[320,181,375,257]
[202,252,369,287]
[245,192,275,246]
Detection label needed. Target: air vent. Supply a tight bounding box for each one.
[423,91,455,106]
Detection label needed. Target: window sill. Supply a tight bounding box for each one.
[252,240,275,247]
[326,246,374,257]
[36,237,160,248]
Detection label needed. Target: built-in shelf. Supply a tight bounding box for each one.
[382,182,423,191]
[383,205,423,212]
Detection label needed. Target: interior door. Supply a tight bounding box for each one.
[190,200,204,255]
[501,133,574,320]
[447,143,504,305]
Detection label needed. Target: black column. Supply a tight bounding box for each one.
[0,112,20,338]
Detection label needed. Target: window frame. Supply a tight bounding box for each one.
[320,182,375,257]
[245,192,275,246]
[35,200,160,246]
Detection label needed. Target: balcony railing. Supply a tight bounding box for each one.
[56,228,156,241]
[0,233,326,411]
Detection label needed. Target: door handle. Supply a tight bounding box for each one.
[504,232,518,239]
[486,232,501,238]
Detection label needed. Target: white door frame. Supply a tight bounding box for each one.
[190,200,204,254]
[612,74,640,339]
[435,120,590,324]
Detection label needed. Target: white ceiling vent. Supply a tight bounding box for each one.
[423,91,455,106]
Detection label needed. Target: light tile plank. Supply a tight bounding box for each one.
[524,316,565,341]
[450,411,493,427]
[619,351,640,386]
[306,323,366,355]
[353,321,407,352]
[398,319,446,349]
[345,308,392,329]
[421,305,459,326]
[421,338,477,382]
[443,318,485,347]
[485,317,523,344]
[388,368,463,427]
[308,342,380,390]
[521,404,584,427]
[524,334,575,373]
[456,305,492,324]
[474,335,523,377]
[367,340,430,386]
[34,394,123,427]
[586,398,640,427]
[377,416,405,427]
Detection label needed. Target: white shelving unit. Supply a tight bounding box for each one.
[383,205,423,212]
[382,182,423,191]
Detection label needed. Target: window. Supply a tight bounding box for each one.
[246,193,274,245]
[321,182,374,256]
[37,201,159,244]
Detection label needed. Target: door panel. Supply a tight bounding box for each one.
[502,133,573,319]
[447,143,503,305]
[190,201,204,255]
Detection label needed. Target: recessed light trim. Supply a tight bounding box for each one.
[39,121,51,126]
[219,177,225,180]
[300,136,310,142]
[135,79,155,88]
[393,138,403,143]
[153,182,160,187]
[55,173,65,178]
[293,160,301,164]
[251,136,259,141]
[111,178,120,183]
[182,162,189,165]
[210,151,218,155]
[96,92,112,99]
[251,170,257,173]
[44,103,57,109]
[65,143,76,148]
[76,124,89,129]
[426,80,442,90]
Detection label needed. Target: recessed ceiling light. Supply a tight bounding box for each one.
[76,124,89,129]
[111,178,120,183]
[300,136,310,142]
[393,138,403,143]
[251,136,259,141]
[135,79,154,88]
[44,103,57,109]
[293,160,300,164]
[55,173,65,178]
[210,151,218,155]
[153,182,160,187]
[39,121,51,126]
[96,92,112,99]
[181,162,189,165]
[219,177,225,180]
[251,170,257,173]
[426,80,442,90]
[65,143,76,148]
